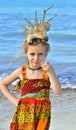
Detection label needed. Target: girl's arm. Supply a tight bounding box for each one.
[0,67,21,106]
[41,62,61,95]
[47,67,61,95]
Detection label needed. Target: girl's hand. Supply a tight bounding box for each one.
[41,62,54,73]
[14,98,20,106]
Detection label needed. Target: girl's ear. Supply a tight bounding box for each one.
[24,49,27,55]
[24,51,28,57]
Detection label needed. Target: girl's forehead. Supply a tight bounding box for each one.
[27,44,46,51]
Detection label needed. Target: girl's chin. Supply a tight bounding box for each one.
[33,62,40,65]
[32,63,41,68]
[33,65,40,68]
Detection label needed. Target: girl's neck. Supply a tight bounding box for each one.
[26,66,43,79]
[28,65,42,71]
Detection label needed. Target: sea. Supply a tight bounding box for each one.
[0,1,76,130]
[0,3,76,89]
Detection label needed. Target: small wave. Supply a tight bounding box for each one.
[58,72,76,90]
[49,32,76,42]
[61,84,76,90]
[0,73,8,81]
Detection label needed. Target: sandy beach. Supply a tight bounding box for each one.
[0,89,76,130]
[50,89,76,130]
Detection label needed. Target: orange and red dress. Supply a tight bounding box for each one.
[10,65,51,130]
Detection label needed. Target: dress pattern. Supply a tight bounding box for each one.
[10,65,51,130]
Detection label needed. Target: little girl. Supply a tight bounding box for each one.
[0,6,61,130]
[0,37,61,130]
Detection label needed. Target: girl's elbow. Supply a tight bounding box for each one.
[0,82,7,90]
[53,84,62,95]
[56,90,61,95]
[54,88,62,95]
[0,82,2,90]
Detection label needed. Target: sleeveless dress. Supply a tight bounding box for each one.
[10,65,51,130]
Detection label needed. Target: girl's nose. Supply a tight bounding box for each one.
[34,55,38,60]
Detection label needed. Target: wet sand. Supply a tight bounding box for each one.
[0,89,76,130]
[50,89,76,130]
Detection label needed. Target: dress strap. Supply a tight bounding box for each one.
[22,65,26,80]
[22,65,47,80]
[42,70,47,80]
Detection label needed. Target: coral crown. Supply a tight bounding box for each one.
[20,5,57,43]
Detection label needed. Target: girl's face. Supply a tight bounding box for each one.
[26,44,46,68]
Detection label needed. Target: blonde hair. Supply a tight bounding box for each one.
[23,38,50,56]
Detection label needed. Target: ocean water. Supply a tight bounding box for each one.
[0,5,76,89]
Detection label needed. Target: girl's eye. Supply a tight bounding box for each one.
[29,53,43,56]
[38,53,43,56]
[30,53,35,56]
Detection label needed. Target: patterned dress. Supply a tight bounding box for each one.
[10,65,51,130]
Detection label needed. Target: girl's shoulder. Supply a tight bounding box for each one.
[17,65,26,79]
[10,67,22,79]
